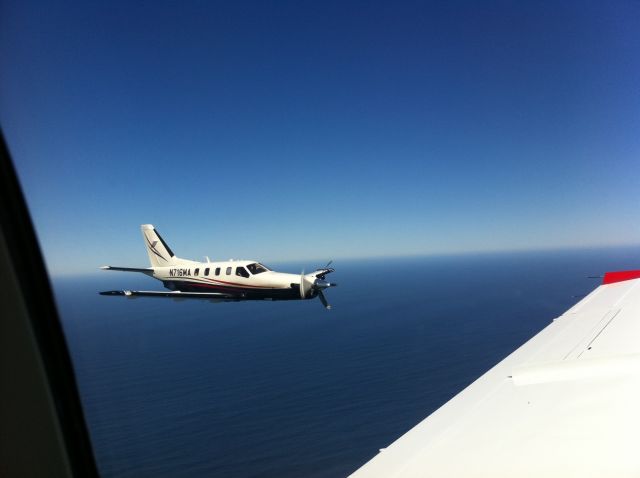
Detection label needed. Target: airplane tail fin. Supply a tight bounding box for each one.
[141,224,177,267]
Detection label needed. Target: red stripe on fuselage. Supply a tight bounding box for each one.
[189,282,244,291]
[201,277,273,289]
[175,281,279,293]
[165,276,274,289]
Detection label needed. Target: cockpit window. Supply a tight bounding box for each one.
[236,267,250,278]
[247,263,269,275]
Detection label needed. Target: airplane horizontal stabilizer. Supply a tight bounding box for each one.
[100,266,154,275]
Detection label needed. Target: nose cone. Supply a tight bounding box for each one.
[314,280,336,290]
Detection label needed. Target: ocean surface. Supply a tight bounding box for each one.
[52,247,639,477]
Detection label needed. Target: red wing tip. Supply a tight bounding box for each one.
[602,270,640,285]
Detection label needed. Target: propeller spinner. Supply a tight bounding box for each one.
[299,268,337,309]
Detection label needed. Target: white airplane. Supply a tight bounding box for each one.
[350,268,640,477]
[100,224,337,308]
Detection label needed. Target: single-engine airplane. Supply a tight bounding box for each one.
[99,224,337,308]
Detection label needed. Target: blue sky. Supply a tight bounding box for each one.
[1,1,639,275]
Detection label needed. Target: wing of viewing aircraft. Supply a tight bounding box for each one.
[351,271,640,477]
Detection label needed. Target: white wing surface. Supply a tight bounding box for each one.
[351,271,640,478]
[99,290,234,299]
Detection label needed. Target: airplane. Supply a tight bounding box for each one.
[99,224,337,309]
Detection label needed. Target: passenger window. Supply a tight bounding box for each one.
[215,267,220,276]
[194,268,199,276]
[226,266,232,275]
[204,268,210,276]
[236,267,250,278]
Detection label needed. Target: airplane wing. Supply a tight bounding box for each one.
[350,270,640,478]
[99,290,235,299]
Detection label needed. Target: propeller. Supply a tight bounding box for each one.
[299,267,337,309]
[318,290,330,310]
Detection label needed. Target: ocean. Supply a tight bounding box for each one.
[52,247,638,477]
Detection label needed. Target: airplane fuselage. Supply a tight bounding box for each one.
[153,260,310,300]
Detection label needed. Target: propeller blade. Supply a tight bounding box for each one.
[318,290,331,310]
[325,260,333,268]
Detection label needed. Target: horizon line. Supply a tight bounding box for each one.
[48,241,640,278]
